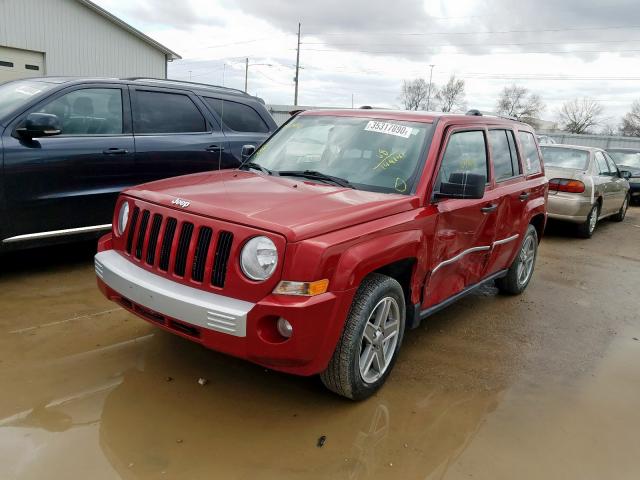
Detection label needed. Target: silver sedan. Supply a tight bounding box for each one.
[541,145,631,238]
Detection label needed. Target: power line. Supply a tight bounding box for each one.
[301,38,640,48]
[302,47,640,56]
[304,24,640,37]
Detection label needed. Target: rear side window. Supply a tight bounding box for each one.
[435,130,488,192]
[134,90,206,134]
[519,131,542,175]
[204,98,269,133]
[489,129,520,181]
[594,151,611,175]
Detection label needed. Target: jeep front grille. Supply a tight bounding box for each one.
[125,209,234,288]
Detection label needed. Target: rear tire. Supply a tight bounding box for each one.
[320,273,405,400]
[496,224,538,295]
[577,204,599,238]
[612,194,629,222]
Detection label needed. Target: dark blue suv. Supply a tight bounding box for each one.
[0,77,277,250]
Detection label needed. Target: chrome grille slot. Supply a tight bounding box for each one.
[158,217,177,271]
[212,231,234,288]
[191,227,213,282]
[134,210,150,259]
[173,222,194,277]
[145,214,163,265]
[125,207,140,254]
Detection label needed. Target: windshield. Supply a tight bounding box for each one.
[607,151,640,170]
[249,115,432,194]
[541,147,589,170]
[0,80,57,121]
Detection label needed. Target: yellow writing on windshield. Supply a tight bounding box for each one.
[374,149,405,170]
[394,178,408,193]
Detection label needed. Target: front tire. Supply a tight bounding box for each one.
[496,224,538,295]
[320,273,405,400]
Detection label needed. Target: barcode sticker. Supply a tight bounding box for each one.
[364,121,413,138]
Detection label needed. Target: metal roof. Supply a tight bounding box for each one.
[75,0,181,60]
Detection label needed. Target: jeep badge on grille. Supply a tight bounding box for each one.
[171,198,191,208]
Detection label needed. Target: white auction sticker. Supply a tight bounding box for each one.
[364,121,413,138]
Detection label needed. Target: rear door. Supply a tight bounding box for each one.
[603,152,627,210]
[593,151,616,214]
[2,84,135,238]
[485,128,527,274]
[423,127,501,308]
[130,87,235,184]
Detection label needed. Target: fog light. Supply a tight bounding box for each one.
[277,318,293,338]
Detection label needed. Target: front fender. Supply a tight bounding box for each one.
[331,229,425,292]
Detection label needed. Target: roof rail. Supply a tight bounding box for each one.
[123,77,249,96]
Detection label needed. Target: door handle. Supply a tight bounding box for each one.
[481,204,498,213]
[206,145,225,153]
[103,148,128,155]
[519,192,530,201]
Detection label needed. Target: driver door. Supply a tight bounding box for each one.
[423,128,501,308]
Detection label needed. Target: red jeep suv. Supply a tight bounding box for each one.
[95,109,547,400]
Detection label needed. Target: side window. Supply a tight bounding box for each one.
[489,129,520,181]
[594,152,610,175]
[133,90,207,134]
[204,98,269,133]
[35,88,123,135]
[603,153,619,175]
[518,131,542,175]
[435,130,488,192]
[506,130,522,175]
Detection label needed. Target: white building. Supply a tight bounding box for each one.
[0,0,180,83]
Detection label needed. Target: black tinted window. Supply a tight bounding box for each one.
[134,91,206,134]
[436,130,488,191]
[204,98,269,133]
[519,131,542,175]
[36,88,123,135]
[489,129,519,181]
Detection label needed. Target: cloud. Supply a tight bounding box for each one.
[95,0,224,29]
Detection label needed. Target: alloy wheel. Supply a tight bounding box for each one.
[359,297,401,384]
[516,235,536,287]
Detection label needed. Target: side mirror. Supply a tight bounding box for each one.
[435,172,486,200]
[620,170,632,180]
[241,144,256,161]
[17,113,62,139]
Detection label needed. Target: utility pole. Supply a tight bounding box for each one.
[351,93,354,109]
[426,64,435,110]
[294,22,301,105]
[222,63,226,86]
[244,58,249,93]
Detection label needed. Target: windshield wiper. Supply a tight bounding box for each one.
[240,162,272,175]
[277,170,356,189]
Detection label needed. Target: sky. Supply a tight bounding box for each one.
[93,0,640,128]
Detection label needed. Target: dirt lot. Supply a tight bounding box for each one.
[1,208,639,480]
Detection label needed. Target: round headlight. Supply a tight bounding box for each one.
[116,201,130,236]
[240,236,278,281]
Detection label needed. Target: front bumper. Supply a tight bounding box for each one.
[96,250,356,376]
[547,194,593,223]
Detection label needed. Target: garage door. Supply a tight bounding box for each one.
[0,46,44,83]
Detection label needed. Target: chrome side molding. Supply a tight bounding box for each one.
[2,224,112,243]
[431,234,520,274]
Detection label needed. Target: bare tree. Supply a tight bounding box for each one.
[496,84,545,119]
[621,100,640,137]
[399,79,430,111]
[436,75,466,112]
[558,98,604,134]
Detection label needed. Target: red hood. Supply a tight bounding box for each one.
[124,170,419,242]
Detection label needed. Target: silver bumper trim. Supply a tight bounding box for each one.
[95,250,253,337]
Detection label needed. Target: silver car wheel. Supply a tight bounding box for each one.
[516,234,536,287]
[359,297,400,384]
[588,206,598,233]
